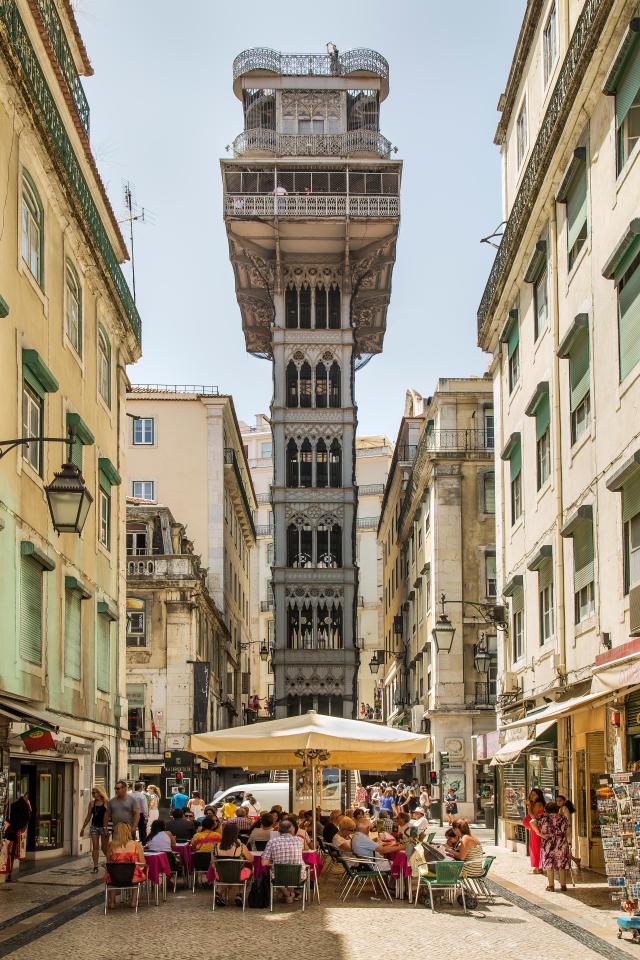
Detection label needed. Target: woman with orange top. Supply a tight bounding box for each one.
[105,822,146,908]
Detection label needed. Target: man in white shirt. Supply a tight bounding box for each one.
[410,807,430,834]
[244,794,261,817]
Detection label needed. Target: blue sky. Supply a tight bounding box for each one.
[77,1,524,438]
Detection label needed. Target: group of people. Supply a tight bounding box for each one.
[523,789,578,892]
[353,777,435,820]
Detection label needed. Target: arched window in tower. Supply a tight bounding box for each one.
[328,286,341,328]
[285,284,298,328]
[329,439,342,487]
[330,602,343,649]
[286,361,299,407]
[301,603,313,648]
[299,362,312,408]
[286,439,299,487]
[316,439,328,488]
[329,361,341,407]
[299,284,312,328]
[315,285,327,329]
[287,605,300,649]
[315,361,327,407]
[287,523,312,567]
[300,439,312,487]
[317,523,342,568]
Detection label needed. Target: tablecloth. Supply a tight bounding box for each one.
[386,850,411,879]
[144,852,171,885]
[175,843,194,873]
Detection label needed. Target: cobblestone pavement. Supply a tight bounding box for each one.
[0,841,637,960]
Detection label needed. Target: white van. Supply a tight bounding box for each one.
[210,781,290,812]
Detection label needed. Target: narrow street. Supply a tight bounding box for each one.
[0,831,635,960]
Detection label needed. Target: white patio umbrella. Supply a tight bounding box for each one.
[189,710,431,849]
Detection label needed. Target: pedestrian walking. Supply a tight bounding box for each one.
[105,780,140,836]
[531,800,571,892]
[80,785,109,872]
[523,788,545,874]
[129,781,149,843]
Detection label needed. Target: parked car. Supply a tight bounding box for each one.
[210,781,290,813]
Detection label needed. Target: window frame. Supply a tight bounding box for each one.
[542,2,558,88]
[131,480,155,500]
[132,417,154,445]
[516,95,529,170]
[539,582,554,644]
[533,266,548,340]
[21,170,44,287]
[64,259,82,357]
[22,380,43,476]
[98,486,111,551]
[485,553,497,599]
[512,607,524,662]
[536,426,551,489]
[97,326,112,408]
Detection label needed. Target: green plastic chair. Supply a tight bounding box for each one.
[426,832,436,844]
[270,863,306,911]
[212,858,250,911]
[464,854,496,902]
[338,855,393,903]
[414,859,466,913]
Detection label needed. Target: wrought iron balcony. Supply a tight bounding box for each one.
[35,0,90,137]
[233,47,389,84]
[260,599,274,611]
[255,492,271,504]
[422,428,494,454]
[231,129,392,160]
[356,517,380,530]
[255,524,274,536]
[358,483,385,496]
[0,0,142,348]
[130,384,220,395]
[225,194,399,219]
[396,444,418,463]
[477,0,608,342]
[128,736,162,755]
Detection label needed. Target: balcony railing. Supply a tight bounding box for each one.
[233,47,389,84]
[130,384,220,395]
[358,483,384,496]
[477,0,609,341]
[35,0,90,137]
[127,555,201,579]
[225,194,399,219]
[255,524,274,536]
[0,0,142,347]
[128,736,162,755]
[422,429,494,454]
[356,517,380,530]
[231,129,392,160]
[224,448,256,538]
[255,492,271,504]
[397,444,418,463]
[260,599,274,611]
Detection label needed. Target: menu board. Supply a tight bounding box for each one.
[597,773,640,901]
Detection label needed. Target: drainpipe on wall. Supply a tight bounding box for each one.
[549,206,567,681]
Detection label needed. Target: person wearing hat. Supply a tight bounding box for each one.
[410,807,430,834]
[244,794,261,818]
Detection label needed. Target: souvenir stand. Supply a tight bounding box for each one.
[597,772,640,941]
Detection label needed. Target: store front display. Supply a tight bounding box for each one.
[9,759,66,851]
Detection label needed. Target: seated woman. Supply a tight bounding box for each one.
[332,816,355,852]
[449,819,484,877]
[441,827,460,858]
[106,823,146,908]
[247,812,275,850]
[289,814,310,848]
[145,818,177,871]
[191,815,221,853]
[212,822,254,907]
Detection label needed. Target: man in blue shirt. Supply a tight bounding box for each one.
[171,787,189,811]
[351,818,401,872]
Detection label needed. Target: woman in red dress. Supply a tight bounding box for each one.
[523,788,545,874]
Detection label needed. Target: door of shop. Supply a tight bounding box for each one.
[586,732,605,873]
[9,760,65,851]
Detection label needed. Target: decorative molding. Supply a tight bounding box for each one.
[285,503,343,524]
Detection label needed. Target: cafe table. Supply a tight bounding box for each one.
[175,843,194,882]
[144,851,172,905]
[386,850,412,900]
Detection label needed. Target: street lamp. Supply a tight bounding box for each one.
[259,641,270,662]
[368,651,382,674]
[431,594,456,653]
[473,634,492,674]
[0,430,92,535]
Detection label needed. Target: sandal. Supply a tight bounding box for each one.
[545,886,555,892]
[215,896,226,907]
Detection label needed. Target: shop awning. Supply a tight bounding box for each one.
[0,696,102,740]
[490,720,555,765]
[591,651,640,693]
[500,689,610,731]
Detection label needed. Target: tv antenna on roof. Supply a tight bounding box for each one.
[119,181,148,303]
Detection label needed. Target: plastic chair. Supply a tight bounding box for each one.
[192,851,212,892]
[104,861,141,914]
[426,832,436,844]
[414,859,466,913]
[270,863,306,911]
[338,855,393,903]
[212,858,251,911]
[250,839,268,852]
[464,855,496,902]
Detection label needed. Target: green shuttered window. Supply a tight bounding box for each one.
[509,441,522,482]
[64,589,82,680]
[535,391,551,440]
[569,329,590,411]
[616,39,640,172]
[97,614,111,692]
[573,520,594,592]
[566,163,588,268]
[624,473,640,523]
[618,254,640,382]
[20,555,42,664]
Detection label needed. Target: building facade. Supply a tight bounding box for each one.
[0,0,141,863]
[222,46,401,718]
[355,436,393,719]
[240,414,275,716]
[125,501,230,801]
[378,382,496,821]
[478,0,640,866]
[126,387,257,726]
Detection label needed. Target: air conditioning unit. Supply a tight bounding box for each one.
[501,671,519,695]
[630,585,640,636]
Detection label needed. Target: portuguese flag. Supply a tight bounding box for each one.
[20,727,56,753]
